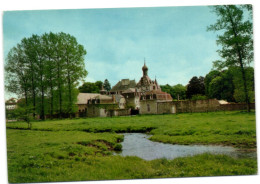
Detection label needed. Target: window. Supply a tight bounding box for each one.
[147,104,150,112]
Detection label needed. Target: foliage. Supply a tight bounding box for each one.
[5,32,87,119]
[172,84,186,100]
[95,81,103,90]
[186,76,205,99]
[191,94,207,100]
[204,67,254,102]
[160,84,173,96]
[204,70,221,96]
[78,82,101,93]
[14,101,34,129]
[160,84,186,100]
[103,79,111,91]
[208,69,234,101]
[231,67,255,102]
[208,5,253,111]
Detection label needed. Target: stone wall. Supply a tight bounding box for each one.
[219,103,255,111]
[139,100,158,114]
[124,95,140,109]
[174,99,220,113]
[173,99,255,113]
[113,109,131,116]
[157,101,176,114]
[86,105,102,117]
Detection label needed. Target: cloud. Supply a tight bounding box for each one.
[3,6,221,89]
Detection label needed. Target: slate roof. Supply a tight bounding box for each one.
[110,79,136,92]
[122,88,136,93]
[144,90,173,101]
[77,93,113,104]
[77,93,100,104]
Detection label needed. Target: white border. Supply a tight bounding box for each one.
[0,1,259,184]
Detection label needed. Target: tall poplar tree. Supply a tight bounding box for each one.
[62,33,87,117]
[5,32,87,120]
[42,32,57,119]
[207,5,253,112]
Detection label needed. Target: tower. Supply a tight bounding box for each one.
[142,62,148,76]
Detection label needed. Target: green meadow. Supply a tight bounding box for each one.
[6,111,257,182]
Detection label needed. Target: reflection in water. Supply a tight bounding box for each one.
[117,133,256,161]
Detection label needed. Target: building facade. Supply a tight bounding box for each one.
[76,62,175,117]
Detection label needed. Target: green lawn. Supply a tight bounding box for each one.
[6,111,257,182]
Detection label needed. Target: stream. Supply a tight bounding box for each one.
[116,133,256,161]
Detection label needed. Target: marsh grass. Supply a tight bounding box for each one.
[7,111,256,148]
[6,111,257,182]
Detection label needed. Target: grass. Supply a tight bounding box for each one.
[7,111,256,148]
[6,111,257,182]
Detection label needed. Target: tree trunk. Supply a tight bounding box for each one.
[50,83,53,119]
[31,73,36,119]
[226,6,250,112]
[240,64,250,112]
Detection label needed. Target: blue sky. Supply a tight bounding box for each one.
[3,6,220,89]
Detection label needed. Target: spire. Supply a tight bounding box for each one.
[142,59,148,76]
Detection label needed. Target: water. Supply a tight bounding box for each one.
[116,133,256,161]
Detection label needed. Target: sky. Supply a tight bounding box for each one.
[3,6,222,92]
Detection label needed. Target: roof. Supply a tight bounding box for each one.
[96,95,113,100]
[114,94,124,102]
[110,79,136,92]
[144,90,173,101]
[77,93,113,104]
[136,75,152,86]
[122,88,136,93]
[77,93,100,104]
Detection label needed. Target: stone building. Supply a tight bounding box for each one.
[110,79,136,95]
[136,63,161,93]
[76,62,175,117]
[139,90,174,114]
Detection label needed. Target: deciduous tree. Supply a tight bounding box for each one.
[208,5,253,111]
[186,76,205,99]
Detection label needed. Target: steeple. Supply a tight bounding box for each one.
[142,59,148,76]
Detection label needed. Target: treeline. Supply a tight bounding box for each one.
[5,32,87,120]
[160,66,254,103]
[78,79,111,93]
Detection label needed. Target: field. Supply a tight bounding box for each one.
[6,111,257,182]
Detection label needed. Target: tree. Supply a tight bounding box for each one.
[61,32,87,117]
[5,45,30,107]
[208,5,253,111]
[95,81,103,90]
[5,32,87,120]
[208,70,234,102]
[103,79,111,91]
[186,76,205,99]
[160,84,173,97]
[42,32,57,119]
[172,84,187,100]
[15,99,34,129]
[78,82,100,93]
[231,66,254,103]
[206,69,234,102]
[204,70,221,97]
